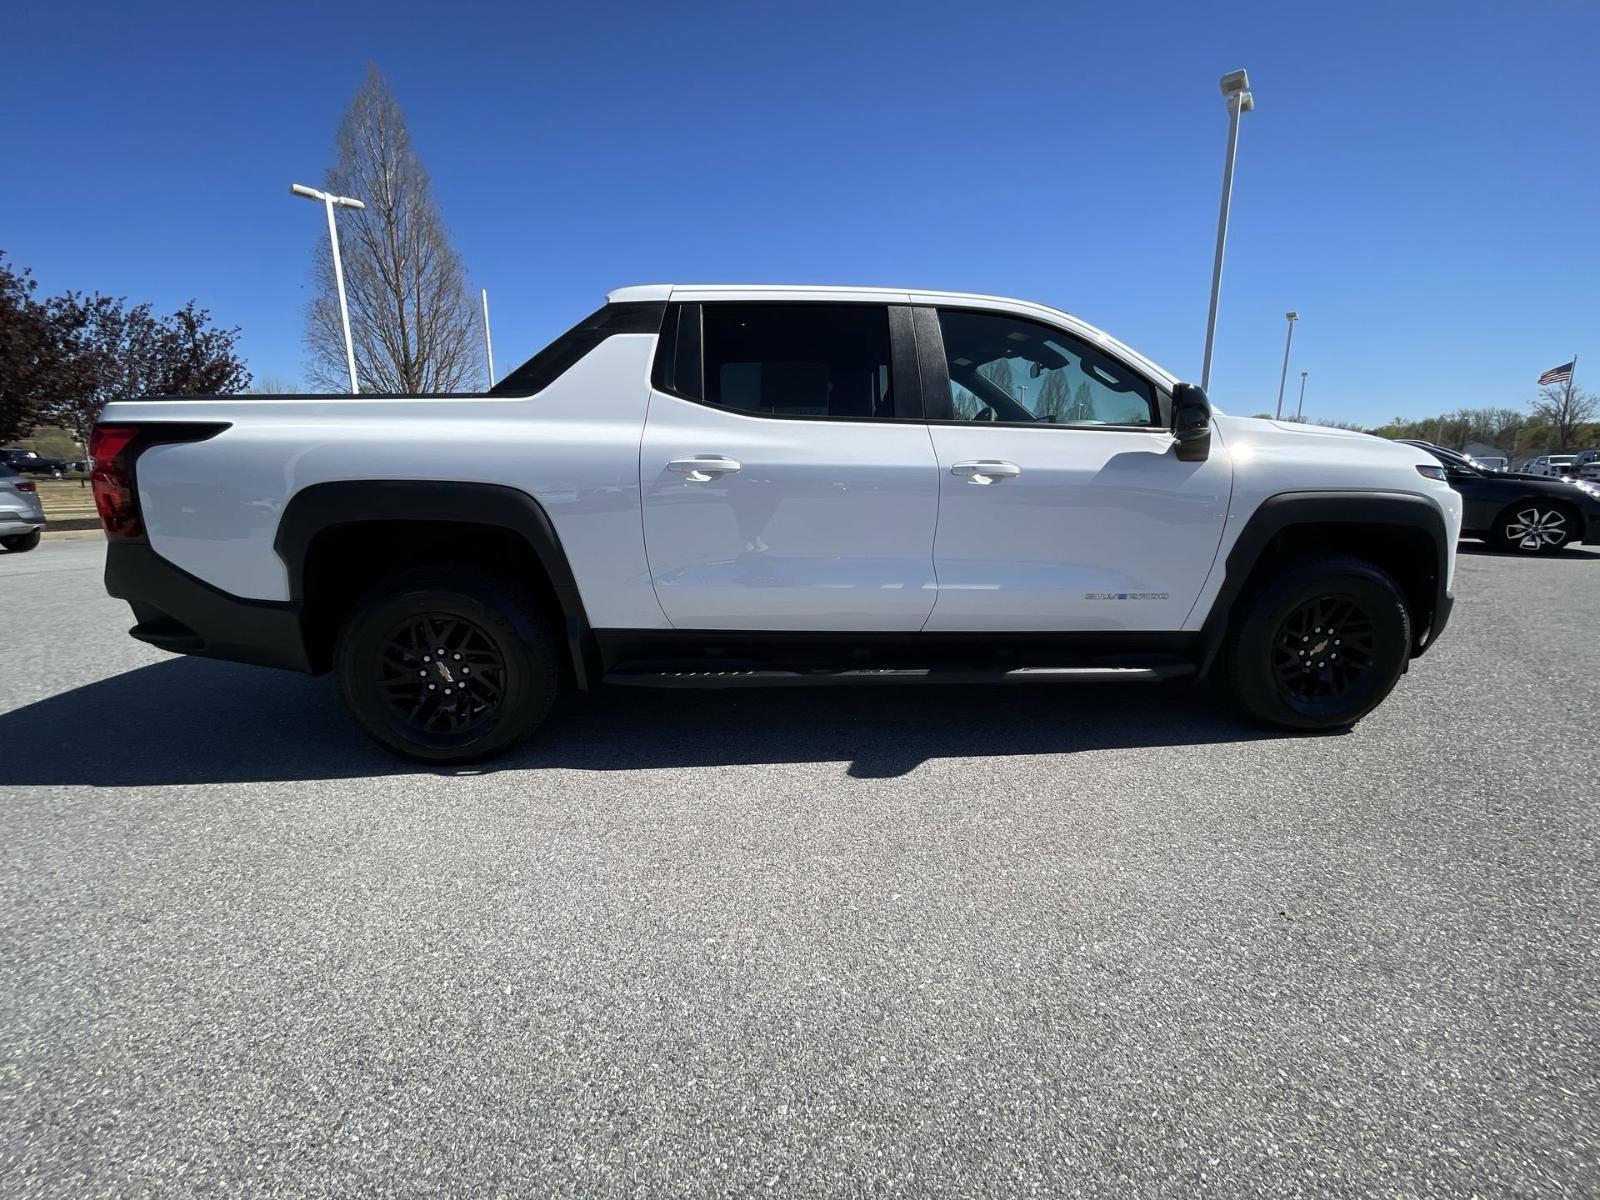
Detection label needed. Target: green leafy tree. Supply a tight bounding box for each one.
[41,295,249,450]
[0,253,61,442]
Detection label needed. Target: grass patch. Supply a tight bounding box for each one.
[34,478,99,525]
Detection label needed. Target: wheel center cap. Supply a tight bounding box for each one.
[434,662,455,684]
[1309,637,1330,657]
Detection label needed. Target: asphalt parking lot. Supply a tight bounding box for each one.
[2,535,1597,1198]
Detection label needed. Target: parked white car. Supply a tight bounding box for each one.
[1522,454,1577,478]
[94,285,1462,761]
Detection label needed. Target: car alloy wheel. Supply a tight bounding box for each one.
[376,612,509,738]
[1271,593,1375,707]
[1504,506,1568,552]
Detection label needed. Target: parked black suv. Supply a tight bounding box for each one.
[1402,440,1600,554]
[0,448,68,477]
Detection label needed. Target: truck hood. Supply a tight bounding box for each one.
[1213,413,1435,470]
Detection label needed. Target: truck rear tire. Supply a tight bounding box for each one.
[335,567,559,763]
[1220,555,1412,732]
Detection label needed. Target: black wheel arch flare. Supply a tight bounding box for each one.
[274,480,596,687]
[1195,490,1454,677]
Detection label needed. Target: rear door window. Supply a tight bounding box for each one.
[685,303,899,421]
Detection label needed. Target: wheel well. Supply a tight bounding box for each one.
[1234,522,1440,646]
[296,520,564,674]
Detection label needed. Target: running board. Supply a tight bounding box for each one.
[603,663,1195,689]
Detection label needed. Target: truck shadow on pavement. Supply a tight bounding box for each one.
[0,656,1283,787]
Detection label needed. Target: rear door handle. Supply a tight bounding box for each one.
[951,460,1021,484]
[667,455,742,481]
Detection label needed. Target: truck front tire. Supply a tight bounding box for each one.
[1220,555,1412,732]
[335,567,559,763]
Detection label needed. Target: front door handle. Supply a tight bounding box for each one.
[667,455,742,482]
[951,460,1021,484]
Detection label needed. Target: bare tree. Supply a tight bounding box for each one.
[1530,384,1598,451]
[246,374,302,394]
[305,65,482,394]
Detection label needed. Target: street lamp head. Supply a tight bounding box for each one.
[1219,69,1250,96]
[1285,311,1299,321]
[1301,370,1308,378]
[290,183,365,210]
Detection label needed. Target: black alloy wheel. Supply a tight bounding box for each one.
[1221,555,1411,731]
[375,612,509,739]
[336,567,559,763]
[1270,593,1376,712]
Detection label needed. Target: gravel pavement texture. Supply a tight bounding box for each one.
[2,537,1597,1198]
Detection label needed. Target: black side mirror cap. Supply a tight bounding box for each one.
[1171,382,1212,462]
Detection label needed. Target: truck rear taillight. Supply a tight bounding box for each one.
[14,480,36,493]
[89,423,230,542]
[90,426,144,540]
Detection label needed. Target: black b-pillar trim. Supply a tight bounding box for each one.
[909,306,954,421]
[886,306,925,420]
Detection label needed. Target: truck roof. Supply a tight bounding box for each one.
[603,284,1178,387]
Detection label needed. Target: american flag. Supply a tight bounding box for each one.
[1538,360,1574,386]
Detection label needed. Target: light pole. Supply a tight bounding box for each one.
[1274,310,1298,419]
[481,289,496,386]
[291,183,365,394]
[1201,68,1254,393]
[1295,370,1308,421]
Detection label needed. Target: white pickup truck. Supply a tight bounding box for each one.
[93,285,1462,762]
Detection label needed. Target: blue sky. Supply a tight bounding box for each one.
[3,0,1594,425]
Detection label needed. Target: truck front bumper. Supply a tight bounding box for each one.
[1414,590,1454,655]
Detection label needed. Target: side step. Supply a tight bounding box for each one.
[604,663,1195,689]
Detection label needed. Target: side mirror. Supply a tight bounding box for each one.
[1171,382,1212,462]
